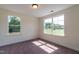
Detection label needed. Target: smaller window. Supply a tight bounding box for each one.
[8,16,21,33]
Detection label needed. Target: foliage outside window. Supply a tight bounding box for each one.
[44,15,64,36]
[8,16,21,33]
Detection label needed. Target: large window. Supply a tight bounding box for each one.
[44,15,64,36]
[8,16,21,33]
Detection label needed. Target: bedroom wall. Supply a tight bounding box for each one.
[39,5,79,51]
[0,8,39,46]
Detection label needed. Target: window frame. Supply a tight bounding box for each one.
[7,15,22,35]
[43,14,64,36]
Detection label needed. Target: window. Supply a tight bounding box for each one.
[44,15,64,36]
[8,16,21,33]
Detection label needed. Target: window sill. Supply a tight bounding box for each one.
[7,32,21,35]
[44,33,64,37]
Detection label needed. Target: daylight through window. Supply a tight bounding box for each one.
[44,15,64,36]
[8,16,21,33]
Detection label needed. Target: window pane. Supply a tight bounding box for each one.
[53,15,64,36]
[44,18,53,34]
[9,25,20,33]
[8,16,21,33]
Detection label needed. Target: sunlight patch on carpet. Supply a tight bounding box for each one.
[32,40,59,53]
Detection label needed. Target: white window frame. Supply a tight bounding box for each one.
[7,15,22,35]
[44,14,64,36]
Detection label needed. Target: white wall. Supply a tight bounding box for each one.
[0,8,39,46]
[39,5,79,51]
